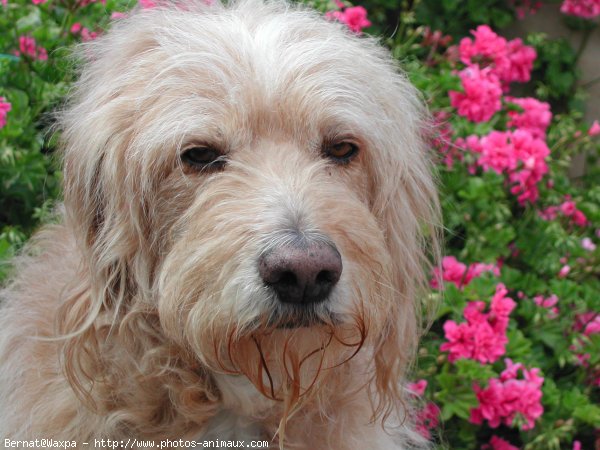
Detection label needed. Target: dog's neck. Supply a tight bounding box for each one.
[213,373,277,418]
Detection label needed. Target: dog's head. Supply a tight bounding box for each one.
[59,0,439,427]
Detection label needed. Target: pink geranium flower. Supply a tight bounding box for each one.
[461,129,550,204]
[431,256,499,290]
[457,24,536,87]
[558,264,571,278]
[449,66,503,122]
[560,0,600,18]
[471,359,544,430]
[506,97,552,139]
[539,197,588,226]
[503,38,537,83]
[533,294,559,318]
[17,36,47,61]
[326,5,371,34]
[0,97,11,129]
[484,436,519,450]
[441,284,515,364]
[589,120,600,136]
[581,237,596,251]
[415,402,440,439]
[408,379,428,396]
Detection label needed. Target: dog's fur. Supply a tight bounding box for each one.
[0,1,439,448]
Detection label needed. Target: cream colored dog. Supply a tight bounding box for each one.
[0,1,439,448]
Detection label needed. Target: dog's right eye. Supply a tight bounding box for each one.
[181,146,226,170]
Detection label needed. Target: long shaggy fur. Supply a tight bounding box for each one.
[0,1,439,448]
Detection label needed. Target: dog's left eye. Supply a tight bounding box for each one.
[323,141,359,163]
[181,146,226,170]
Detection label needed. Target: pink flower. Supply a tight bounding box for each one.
[533,294,558,308]
[573,441,582,450]
[32,0,46,4]
[533,294,559,318]
[510,0,543,19]
[540,198,588,226]
[573,210,588,227]
[560,0,600,18]
[415,402,440,439]
[449,66,503,122]
[459,25,508,70]
[431,256,499,289]
[458,25,536,87]
[471,359,544,430]
[441,284,515,364]
[582,237,596,251]
[70,24,99,41]
[539,205,558,221]
[589,120,600,136]
[408,379,428,396]
[484,435,519,450]
[506,97,552,139]
[17,36,47,61]
[463,130,550,204]
[326,6,371,34]
[558,264,571,278]
[0,97,11,129]
[503,38,537,83]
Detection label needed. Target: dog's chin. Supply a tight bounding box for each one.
[266,302,339,330]
[276,315,327,329]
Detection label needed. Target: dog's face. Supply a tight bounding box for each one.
[60,0,438,416]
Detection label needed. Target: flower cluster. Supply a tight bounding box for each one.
[325,0,371,34]
[0,97,11,129]
[533,293,559,318]
[447,25,554,204]
[560,0,600,18]
[16,36,47,61]
[457,25,536,88]
[506,96,552,139]
[483,435,519,450]
[407,380,440,439]
[509,0,543,20]
[431,256,499,290]
[539,197,588,227]
[458,129,550,204]
[471,359,544,430]
[441,284,516,364]
[70,23,99,41]
[449,66,503,123]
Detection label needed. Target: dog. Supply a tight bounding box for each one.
[0,1,439,448]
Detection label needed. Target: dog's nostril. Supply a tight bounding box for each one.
[259,240,342,305]
[316,270,335,284]
[278,271,297,286]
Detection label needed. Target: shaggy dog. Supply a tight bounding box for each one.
[0,1,439,448]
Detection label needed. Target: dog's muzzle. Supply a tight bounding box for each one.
[258,239,342,306]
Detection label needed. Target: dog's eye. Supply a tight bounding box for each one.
[324,141,359,163]
[181,146,225,170]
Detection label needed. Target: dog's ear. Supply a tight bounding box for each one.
[59,21,166,312]
[367,76,441,422]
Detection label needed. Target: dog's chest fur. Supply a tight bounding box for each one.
[198,374,275,441]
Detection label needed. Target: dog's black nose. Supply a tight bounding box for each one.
[258,240,342,305]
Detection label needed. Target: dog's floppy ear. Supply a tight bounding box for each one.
[59,20,165,311]
[367,73,441,421]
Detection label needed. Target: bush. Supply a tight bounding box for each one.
[1,0,599,448]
